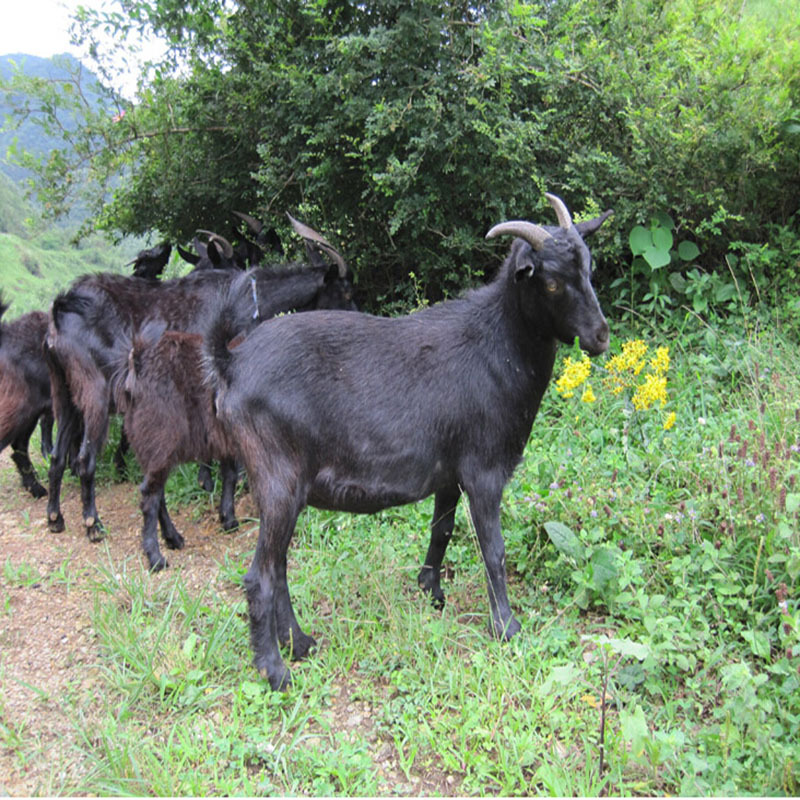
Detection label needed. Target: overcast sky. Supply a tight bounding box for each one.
[1,0,165,98]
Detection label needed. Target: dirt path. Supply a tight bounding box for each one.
[0,450,255,794]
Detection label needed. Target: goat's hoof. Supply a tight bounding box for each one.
[164,534,185,551]
[221,517,239,533]
[259,665,292,692]
[28,484,47,499]
[417,566,446,609]
[148,555,168,572]
[493,616,521,641]
[85,520,106,543]
[48,515,65,533]
[287,632,316,661]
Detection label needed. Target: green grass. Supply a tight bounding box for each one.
[2,308,800,795]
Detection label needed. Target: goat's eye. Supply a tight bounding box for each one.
[545,278,561,293]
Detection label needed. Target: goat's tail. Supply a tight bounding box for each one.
[204,297,243,393]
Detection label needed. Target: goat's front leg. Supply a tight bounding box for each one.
[418,487,460,609]
[217,457,240,531]
[466,482,520,641]
[196,463,214,493]
[8,423,47,499]
[39,409,54,458]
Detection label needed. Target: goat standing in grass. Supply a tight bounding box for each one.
[0,299,53,498]
[113,324,240,570]
[206,193,612,690]
[45,219,356,541]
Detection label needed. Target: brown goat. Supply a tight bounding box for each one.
[0,302,53,498]
[114,325,240,570]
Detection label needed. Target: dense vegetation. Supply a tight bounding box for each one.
[2,0,798,308]
[1,0,799,794]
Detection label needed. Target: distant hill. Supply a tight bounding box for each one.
[0,54,142,313]
[0,52,105,185]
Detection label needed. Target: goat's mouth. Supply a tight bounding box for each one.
[580,323,610,356]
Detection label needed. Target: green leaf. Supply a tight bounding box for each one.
[629,225,652,255]
[544,521,585,562]
[669,271,687,292]
[651,226,674,253]
[785,493,800,514]
[643,246,672,270]
[742,630,770,660]
[677,240,700,261]
[590,547,620,589]
[652,211,675,231]
[619,703,649,759]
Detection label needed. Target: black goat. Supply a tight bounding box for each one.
[205,194,612,690]
[127,242,173,280]
[46,220,357,541]
[113,324,240,570]
[0,300,53,497]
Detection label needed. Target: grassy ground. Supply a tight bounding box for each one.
[1,306,799,795]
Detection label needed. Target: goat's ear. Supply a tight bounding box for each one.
[575,209,613,238]
[207,241,224,268]
[514,254,536,282]
[176,244,200,265]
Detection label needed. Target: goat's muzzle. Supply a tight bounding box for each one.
[583,319,610,356]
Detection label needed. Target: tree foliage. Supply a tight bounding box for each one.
[2,0,798,308]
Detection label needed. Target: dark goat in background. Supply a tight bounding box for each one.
[113,324,240,570]
[45,219,357,541]
[127,242,173,280]
[206,194,612,690]
[0,299,53,497]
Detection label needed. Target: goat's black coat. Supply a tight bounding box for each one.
[205,197,611,690]
[0,302,53,497]
[46,257,357,540]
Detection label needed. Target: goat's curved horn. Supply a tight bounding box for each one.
[286,213,348,279]
[485,221,553,251]
[233,211,264,235]
[196,230,234,259]
[545,193,572,230]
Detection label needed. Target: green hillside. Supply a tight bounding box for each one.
[0,173,135,316]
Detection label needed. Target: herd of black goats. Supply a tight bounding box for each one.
[0,194,613,689]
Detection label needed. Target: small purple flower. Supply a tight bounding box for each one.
[756,513,766,523]
[590,509,598,518]
[550,481,560,490]
[745,459,756,467]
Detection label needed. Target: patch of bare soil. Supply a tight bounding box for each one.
[0,449,256,794]
[0,452,454,797]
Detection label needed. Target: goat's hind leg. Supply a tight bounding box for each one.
[158,487,185,551]
[139,473,172,571]
[245,476,309,690]
[418,487,460,609]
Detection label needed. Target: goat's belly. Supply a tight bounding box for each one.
[308,464,445,514]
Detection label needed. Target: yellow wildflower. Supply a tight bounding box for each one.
[556,354,592,398]
[606,339,648,376]
[581,385,597,404]
[663,411,677,431]
[649,346,670,375]
[632,373,668,410]
[581,694,599,708]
